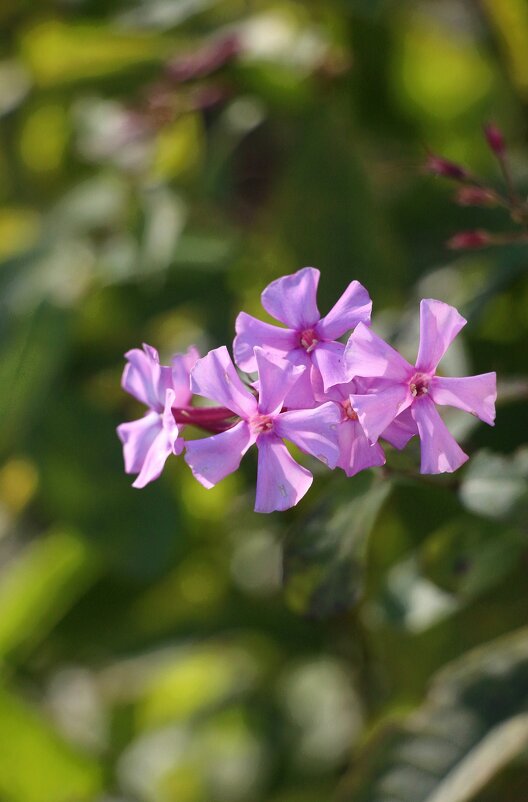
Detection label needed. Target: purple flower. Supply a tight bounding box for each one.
[117,344,198,488]
[184,346,340,513]
[234,267,372,408]
[345,299,497,474]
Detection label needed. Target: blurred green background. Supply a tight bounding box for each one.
[1,1,528,800]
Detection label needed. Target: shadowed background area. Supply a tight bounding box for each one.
[0,1,528,800]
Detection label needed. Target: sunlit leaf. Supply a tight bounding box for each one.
[0,685,101,802]
[339,628,528,802]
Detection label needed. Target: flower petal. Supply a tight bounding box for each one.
[430,373,496,426]
[255,434,312,513]
[132,428,177,489]
[381,408,418,450]
[261,267,320,330]
[190,346,257,419]
[415,299,466,373]
[337,418,386,477]
[317,280,372,340]
[122,344,173,411]
[233,312,297,371]
[171,346,200,407]
[283,358,319,409]
[184,421,255,489]
[412,395,468,474]
[351,384,412,444]
[117,412,162,475]
[254,347,305,416]
[311,341,348,390]
[274,402,341,468]
[345,322,413,382]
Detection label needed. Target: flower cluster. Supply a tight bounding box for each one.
[118,268,496,513]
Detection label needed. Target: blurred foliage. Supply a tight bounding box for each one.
[0,0,527,800]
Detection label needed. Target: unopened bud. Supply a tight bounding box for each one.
[447,230,491,250]
[454,186,498,207]
[484,123,505,155]
[425,153,468,181]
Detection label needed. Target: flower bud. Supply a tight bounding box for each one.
[425,153,468,181]
[454,186,498,207]
[484,123,505,155]
[447,230,491,250]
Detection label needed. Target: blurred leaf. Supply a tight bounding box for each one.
[152,113,205,180]
[420,516,526,602]
[137,642,258,729]
[339,627,528,802]
[284,472,391,618]
[0,207,40,258]
[0,685,101,802]
[0,304,70,455]
[0,529,97,661]
[20,20,170,86]
[483,0,528,98]
[459,448,528,520]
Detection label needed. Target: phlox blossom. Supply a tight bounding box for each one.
[184,346,340,512]
[234,267,371,407]
[117,344,198,488]
[345,299,497,473]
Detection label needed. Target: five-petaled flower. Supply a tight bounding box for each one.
[234,267,372,407]
[184,346,340,512]
[345,299,497,473]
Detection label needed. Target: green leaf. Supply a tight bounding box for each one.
[0,685,101,802]
[283,472,391,618]
[0,529,97,661]
[339,627,528,802]
[459,449,528,521]
[0,304,70,456]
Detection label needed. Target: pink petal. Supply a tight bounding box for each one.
[274,402,341,468]
[122,344,173,411]
[412,395,468,474]
[311,341,348,391]
[337,418,386,477]
[381,407,418,450]
[351,384,412,444]
[171,346,200,407]
[132,428,177,489]
[415,299,466,373]
[430,373,496,426]
[255,434,313,513]
[184,421,255,489]
[283,361,319,409]
[117,412,161,475]
[345,323,413,382]
[317,280,372,340]
[261,267,320,330]
[233,312,297,372]
[254,347,306,416]
[190,346,257,419]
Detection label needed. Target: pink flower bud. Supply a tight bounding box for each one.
[447,230,491,250]
[484,123,505,155]
[454,186,498,207]
[425,153,468,181]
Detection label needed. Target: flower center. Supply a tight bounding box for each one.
[299,328,319,353]
[341,399,358,421]
[250,413,274,435]
[410,372,430,398]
